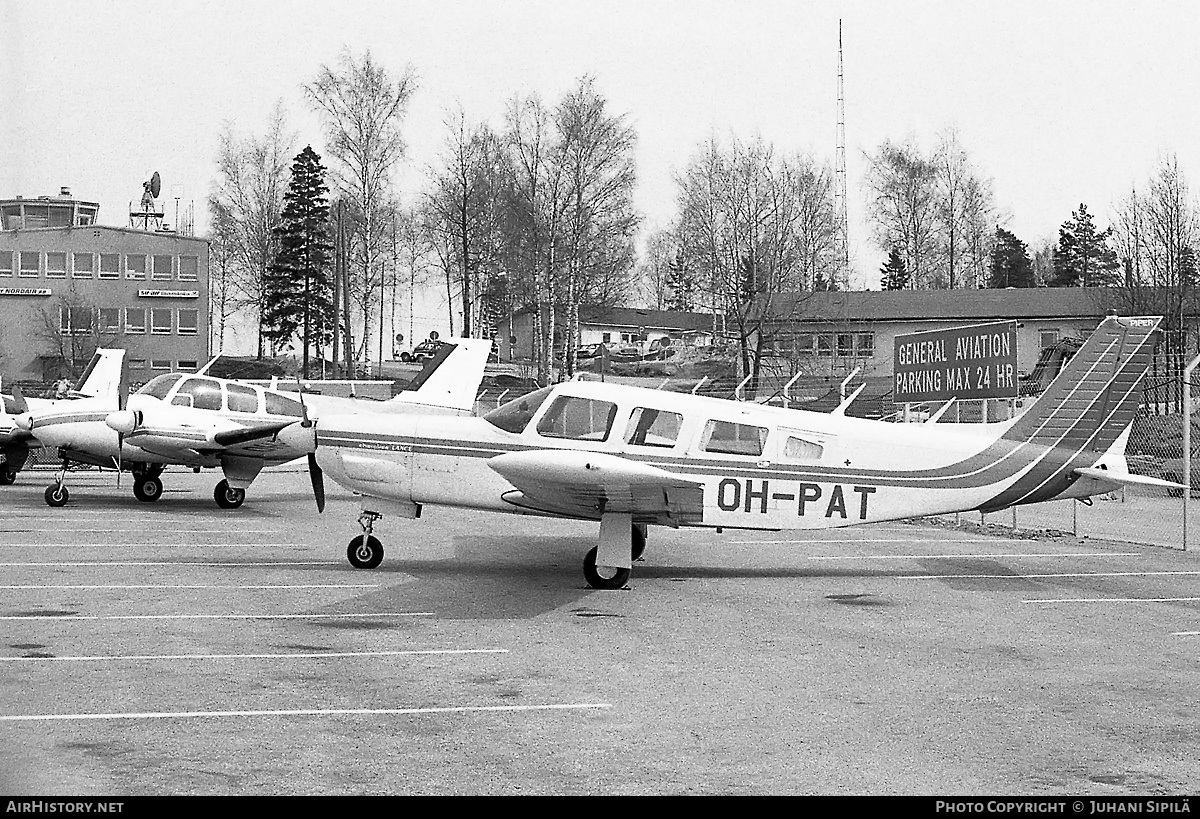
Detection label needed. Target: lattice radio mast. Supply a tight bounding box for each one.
[834,20,849,290]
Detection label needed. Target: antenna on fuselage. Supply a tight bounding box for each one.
[195,353,221,376]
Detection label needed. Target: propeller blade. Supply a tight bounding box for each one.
[308,453,325,513]
[10,386,27,415]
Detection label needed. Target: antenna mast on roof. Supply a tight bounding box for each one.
[834,19,849,290]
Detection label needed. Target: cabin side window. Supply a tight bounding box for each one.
[536,395,618,441]
[226,382,260,414]
[782,435,824,461]
[264,391,304,418]
[700,419,768,457]
[624,407,683,448]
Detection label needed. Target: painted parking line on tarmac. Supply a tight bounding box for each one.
[800,552,1141,560]
[0,561,342,567]
[0,527,285,533]
[0,583,380,590]
[1024,597,1200,605]
[0,611,433,621]
[1172,630,1200,636]
[0,703,613,723]
[899,570,1200,580]
[0,648,509,663]
[0,544,313,550]
[731,538,1004,544]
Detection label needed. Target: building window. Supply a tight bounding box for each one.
[19,251,39,277]
[152,254,173,280]
[72,252,94,278]
[128,358,147,371]
[177,309,198,336]
[601,332,612,343]
[125,254,146,280]
[125,308,146,334]
[45,252,67,278]
[815,334,833,357]
[99,253,120,279]
[151,359,172,371]
[177,360,199,373]
[98,308,121,334]
[0,251,12,277]
[178,255,198,281]
[60,305,93,336]
[1040,330,1059,348]
[151,308,172,335]
[837,333,854,358]
[855,333,875,358]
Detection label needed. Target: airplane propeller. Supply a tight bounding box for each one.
[295,381,325,513]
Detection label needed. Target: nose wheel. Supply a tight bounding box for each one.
[347,511,384,569]
[214,479,246,509]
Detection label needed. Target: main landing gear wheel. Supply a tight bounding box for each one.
[0,470,15,486]
[348,535,383,569]
[583,546,630,590]
[214,480,246,509]
[44,484,69,507]
[133,475,164,503]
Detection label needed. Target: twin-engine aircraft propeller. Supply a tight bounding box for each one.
[292,381,324,513]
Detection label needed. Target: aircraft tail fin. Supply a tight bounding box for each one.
[1002,315,1161,455]
[388,337,491,412]
[71,348,126,400]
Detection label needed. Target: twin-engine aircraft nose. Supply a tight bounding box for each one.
[276,419,317,454]
[105,409,139,435]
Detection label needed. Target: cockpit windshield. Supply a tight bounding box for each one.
[135,374,183,400]
[484,386,554,433]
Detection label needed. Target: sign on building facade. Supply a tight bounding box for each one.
[893,320,1018,403]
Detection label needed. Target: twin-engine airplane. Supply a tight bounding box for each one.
[0,348,126,485]
[15,338,491,508]
[279,315,1178,589]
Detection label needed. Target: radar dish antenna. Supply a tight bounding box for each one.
[130,171,166,231]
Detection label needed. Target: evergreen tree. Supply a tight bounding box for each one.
[1180,245,1199,288]
[987,226,1035,288]
[880,247,909,290]
[265,146,334,377]
[664,252,696,311]
[1048,203,1119,286]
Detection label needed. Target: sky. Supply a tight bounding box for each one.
[3,0,1199,351]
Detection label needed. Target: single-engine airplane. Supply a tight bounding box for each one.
[0,348,126,485]
[16,337,491,508]
[280,315,1179,589]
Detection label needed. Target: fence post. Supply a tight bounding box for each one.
[1183,353,1200,550]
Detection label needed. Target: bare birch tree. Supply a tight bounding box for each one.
[207,101,294,357]
[305,49,417,366]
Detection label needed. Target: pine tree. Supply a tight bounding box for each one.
[880,248,909,290]
[664,252,696,311]
[987,226,1035,288]
[266,146,334,377]
[1048,203,1120,287]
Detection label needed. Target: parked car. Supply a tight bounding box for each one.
[412,339,445,363]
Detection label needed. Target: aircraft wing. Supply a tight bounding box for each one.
[488,449,705,526]
[110,410,301,462]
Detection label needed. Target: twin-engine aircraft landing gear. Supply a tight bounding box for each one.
[214,479,246,509]
[133,474,163,502]
[43,462,167,507]
[0,469,16,486]
[347,511,384,569]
